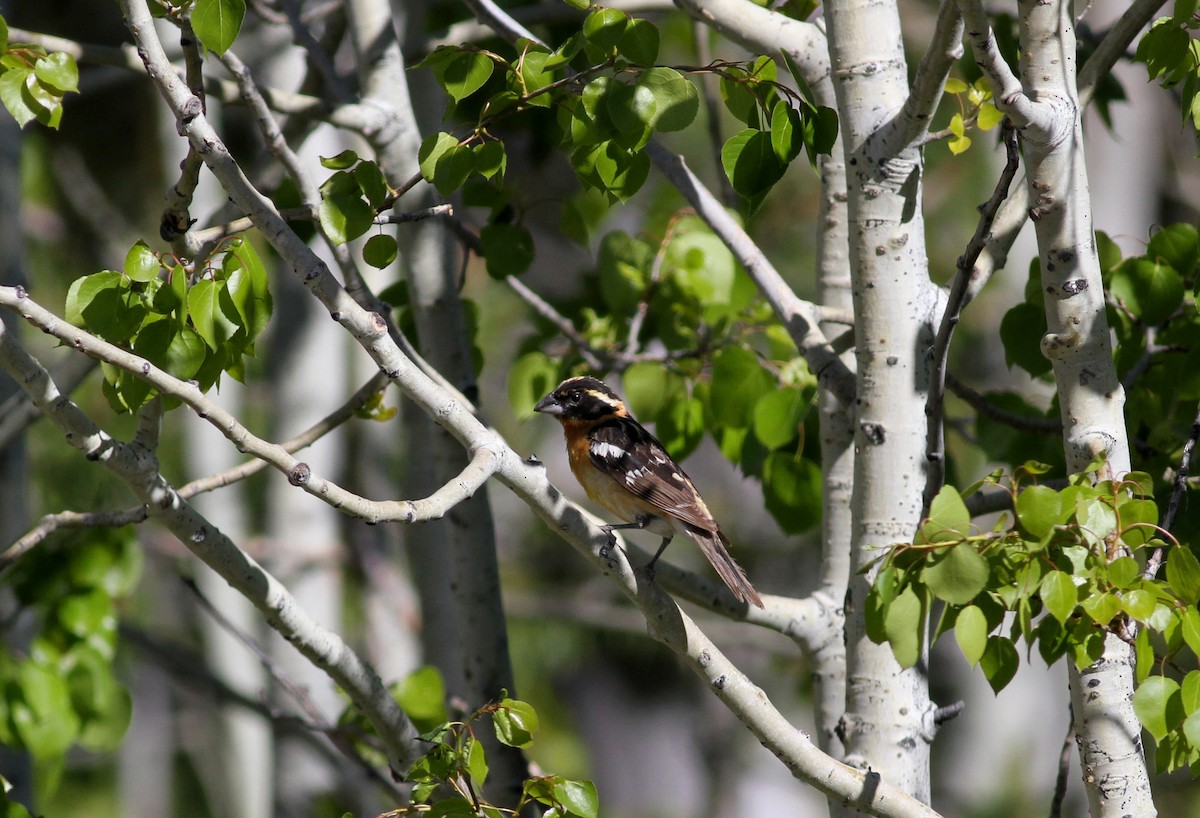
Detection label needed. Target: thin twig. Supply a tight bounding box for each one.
[922,122,1020,518]
[945,373,1062,434]
[504,275,605,370]
[1145,402,1200,580]
[374,204,454,223]
[0,371,393,569]
[1048,716,1074,818]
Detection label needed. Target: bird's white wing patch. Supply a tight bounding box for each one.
[591,440,626,460]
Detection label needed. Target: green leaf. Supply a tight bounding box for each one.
[571,140,649,202]
[582,8,628,52]
[923,545,989,605]
[604,80,655,149]
[1109,258,1185,325]
[466,737,489,787]
[1137,19,1190,83]
[1148,223,1199,274]
[67,272,146,343]
[921,485,971,544]
[1181,607,1200,656]
[955,604,989,666]
[553,779,599,818]
[473,142,507,180]
[655,395,704,460]
[1121,589,1158,623]
[596,230,651,314]
[1080,591,1122,626]
[187,279,240,351]
[394,666,447,732]
[418,132,460,184]
[722,129,787,199]
[638,68,698,132]
[999,302,1051,377]
[353,161,390,207]
[12,663,80,759]
[224,240,272,343]
[33,52,79,94]
[320,149,359,169]
[770,102,804,163]
[1167,546,1200,605]
[0,67,37,128]
[123,240,160,283]
[318,171,374,244]
[191,0,246,54]
[134,320,206,381]
[884,586,923,669]
[1133,675,1184,740]
[761,452,822,534]
[618,18,659,65]
[493,697,538,747]
[1105,556,1140,590]
[480,223,535,279]
[719,70,757,124]
[1016,484,1061,540]
[363,234,398,269]
[622,362,680,420]
[752,387,807,450]
[434,50,494,104]
[1040,570,1078,623]
[980,636,1019,693]
[509,352,559,419]
[1182,669,1200,714]
[710,345,773,427]
[977,102,1004,130]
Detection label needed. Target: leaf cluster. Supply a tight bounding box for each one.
[0,15,79,130]
[1136,3,1200,129]
[1,529,141,800]
[866,465,1200,774]
[63,237,272,413]
[379,667,598,818]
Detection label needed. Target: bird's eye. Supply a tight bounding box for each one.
[566,392,581,405]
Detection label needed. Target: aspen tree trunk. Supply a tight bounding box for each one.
[823,0,940,800]
[1013,1,1153,813]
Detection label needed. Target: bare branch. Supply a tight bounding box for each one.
[1,370,391,570]
[0,287,491,524]
[956,0,1045,129]
[923,122,1020,517]
[645,140,855,407]
[504,275,606,371]
[946,373,1062,435]
[1145,402,1200,580]
[879,0,964,152]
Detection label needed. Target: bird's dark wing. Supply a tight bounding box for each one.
[586,417,719,532]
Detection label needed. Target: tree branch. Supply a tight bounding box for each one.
[0,314,423,774]
[0,287,489,524]
[923,121,1020,517]
[644,140,855,407]
[879,0,964,153]
[0,370,392,570]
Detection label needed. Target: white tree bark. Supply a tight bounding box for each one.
[959,0,1155,813]
[823,0,944,799]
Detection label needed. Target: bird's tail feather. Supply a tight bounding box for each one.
[685,526,763,608]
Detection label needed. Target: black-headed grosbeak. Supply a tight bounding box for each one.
[535,375,763,608]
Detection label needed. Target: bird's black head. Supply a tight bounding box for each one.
[534,376,627,422]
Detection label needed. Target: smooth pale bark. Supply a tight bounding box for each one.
[823,0,940,800]
[961,0,1155,812]
[1014,2,1151,814]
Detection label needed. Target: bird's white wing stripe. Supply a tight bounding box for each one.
[591,440,626,460]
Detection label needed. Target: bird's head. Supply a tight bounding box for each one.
[534,376,628,422]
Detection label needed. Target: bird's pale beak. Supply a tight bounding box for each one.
[534,394,562,415]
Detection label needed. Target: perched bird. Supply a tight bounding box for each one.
[535,375,763,608]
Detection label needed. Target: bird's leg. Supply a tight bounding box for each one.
[600,516,648,549]
[644,536,673,579]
